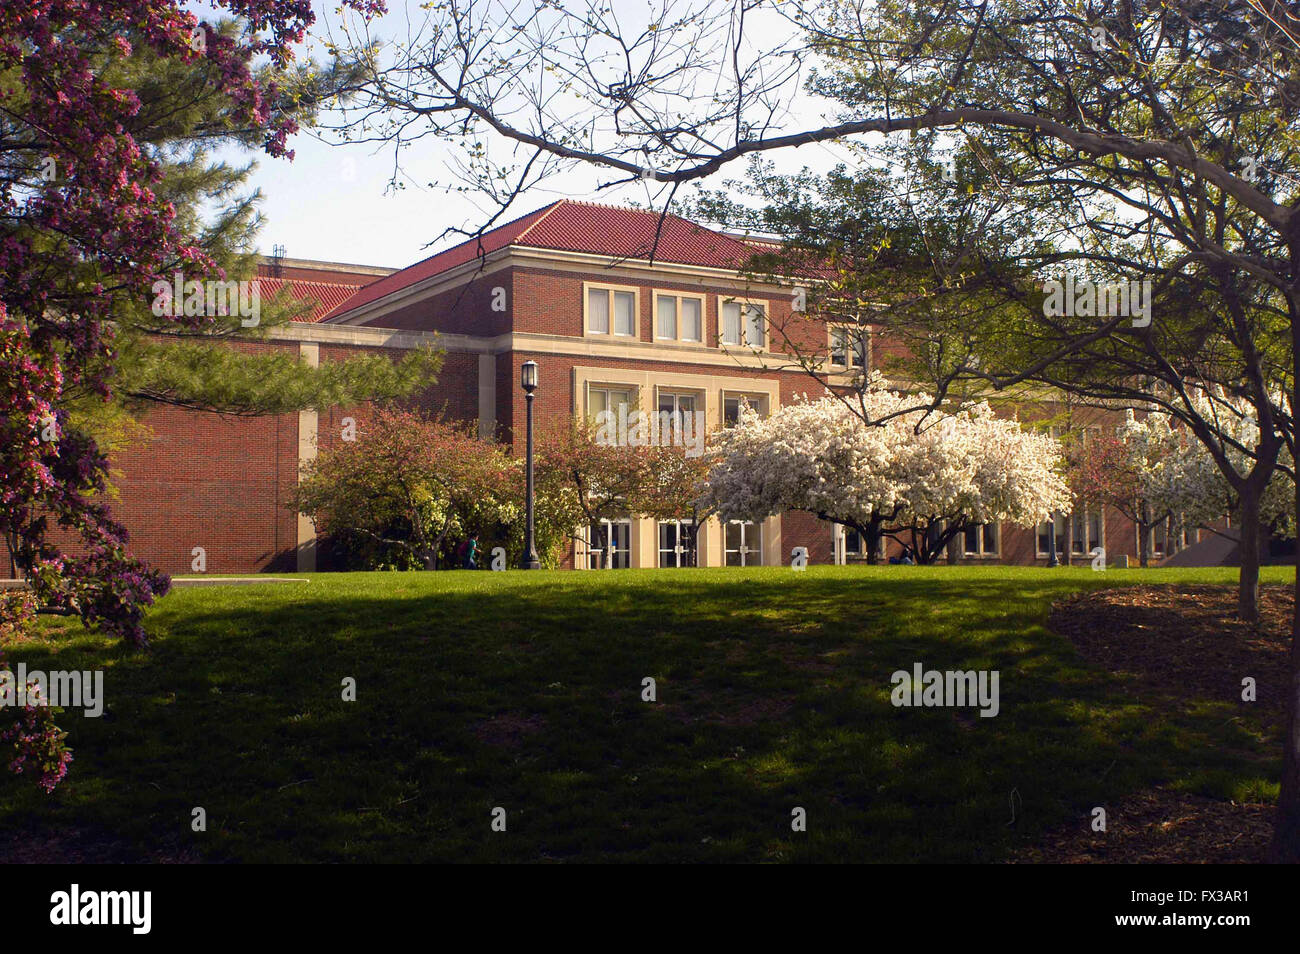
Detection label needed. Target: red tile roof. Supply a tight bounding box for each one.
[327,200,769,320]
[257,276,371,322]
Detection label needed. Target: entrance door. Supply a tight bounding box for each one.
[588,519,632,568]
[725,520,762,567]
[658,520,697,567]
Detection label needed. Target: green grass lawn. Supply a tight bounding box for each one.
[1,565,1292,862]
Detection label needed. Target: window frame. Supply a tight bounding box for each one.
[1069,508,1105,556]
[586,383,637,421]
[584,282,641,339]
[721,391,769,427]
[657,519,697,568]
[724,519,763,566]
[652,290,706,344]
[828,324,869,370]
[1036,513,1067,558]
[962,522,1001,558]
[716,295,768,350]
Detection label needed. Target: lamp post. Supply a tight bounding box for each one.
[519,360,541,570]
[1046,511,1060,568]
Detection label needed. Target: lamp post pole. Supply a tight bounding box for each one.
[1047,512,1060,568]
[520,360,541,570]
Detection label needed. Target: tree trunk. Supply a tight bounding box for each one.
[1237,488,1262,623]
[1139,503,1152,567]
[1268,296,1300,862]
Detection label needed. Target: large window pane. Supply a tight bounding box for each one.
[830,327,847,367]
[721,302,741,345]
[982,523,998,555]
[587,288,609,333]
[656,296,677,338]
[681,298,702,341]
[1071,512,1086,553]
[744,304,765,348]
[1038,514,1066,555]
[613,291,635,335]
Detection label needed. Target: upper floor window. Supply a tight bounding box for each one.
[830,325,868,369]
[719,299,766,349]
[587,285,637,337]
[655,293,704,343]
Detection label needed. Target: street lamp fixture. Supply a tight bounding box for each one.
[519,360,541,570]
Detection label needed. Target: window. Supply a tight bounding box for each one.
[654,293,703,342]
[725,520,762,566]
[1149,518,1185,558]
[588,519,632,569]
[1070,510,1104,554]
[830,326,868,369]
[657,391,697,417]
[838,526,883,562]
[587,286,637,337]
[1037,514,1066,557]
[588,386,634,421]
[963,523,1000,557]
[658,520,697,567]
[719,299,766,349]
[723,393,768,426]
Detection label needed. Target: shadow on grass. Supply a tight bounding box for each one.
[0,569,1280,862]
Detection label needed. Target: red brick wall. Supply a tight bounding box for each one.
[509,266,816,352]
[95,338,303,575]
[353,269,512,337]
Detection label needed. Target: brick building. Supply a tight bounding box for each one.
[102,200,1184,574]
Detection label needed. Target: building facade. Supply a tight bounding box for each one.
[98,200,1185,574]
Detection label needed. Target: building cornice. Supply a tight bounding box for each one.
[326,246,803,327]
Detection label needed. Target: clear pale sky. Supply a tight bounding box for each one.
[232,0,861,270]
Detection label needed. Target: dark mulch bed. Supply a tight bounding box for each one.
[0,827,202,864]
[1013,786,1274,863]
[1027,583,1291,863]
[1049,584,1292,729]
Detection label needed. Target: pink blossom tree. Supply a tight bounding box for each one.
[0,0,384,789]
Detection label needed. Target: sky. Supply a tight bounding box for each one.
[231,0,863,270]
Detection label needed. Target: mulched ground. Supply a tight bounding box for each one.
[1049,584,1292,729]
[1011,786,1274,863]
[0,828,202,864]
[1021,584,1292,863]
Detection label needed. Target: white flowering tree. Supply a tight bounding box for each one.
[891,403,1071,563]
[1115,394,1296,583]
[701,378,1070,564]
[701,382,916,562]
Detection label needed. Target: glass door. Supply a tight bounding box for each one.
[725,520,762,567]
[658,520,697,567]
